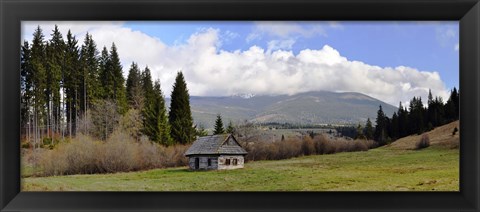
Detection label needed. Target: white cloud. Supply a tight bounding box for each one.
[267,39,296,53]
[454,43,459,51]
[21,22,450,107]
[246,21,327,42]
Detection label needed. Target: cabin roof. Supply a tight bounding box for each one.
[184,134,247,156]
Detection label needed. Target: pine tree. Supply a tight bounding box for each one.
[169,72,195,144]
[79,32,100,125]
[64,30,81,136]
[213,114,225,135]
[99,43,127,114]
[144,80,173,145]
[126,62,144,110]
[29,26,48,164]
[390,112,399,140]
[356,123,365,140]
[46,25,65,137]
[374,105,387,144]
[141,66,155,108]
[364,118,374,140]
[99,46,112,99]
[408,97,425,134]
[445,87,459,121]
[21,41,32,136]
[397,102,408,137]
[109,43,126,108]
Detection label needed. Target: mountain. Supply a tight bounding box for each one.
[166,91,397,129]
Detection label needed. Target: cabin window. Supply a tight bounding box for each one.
[233,159,238,165]
[225,159,230,165]
[207,158,211,166]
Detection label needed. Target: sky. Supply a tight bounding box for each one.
[21,21,459,107]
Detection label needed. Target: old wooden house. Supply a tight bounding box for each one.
[184,134,247,170]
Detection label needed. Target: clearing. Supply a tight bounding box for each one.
[22,122,459,191]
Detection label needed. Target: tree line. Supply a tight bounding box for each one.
[21,25,196,147]
[357,88,459,145]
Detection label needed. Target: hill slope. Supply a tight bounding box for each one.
[167,91,397,128]
[386,121,460,150]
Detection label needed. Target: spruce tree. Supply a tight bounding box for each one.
[169,72,195,144]
[374,105,387,144]
[64,30,81,136]
[47,25,65,136]
[79,33,100,114]
[390,112,399,140]
[213,114,225,135]
[126,62,143,109]
[30,26,48,134]
[144,80,173,145]
[364,118,374,140]
[141,66,155,107]
[99,46,112,98]
[21,41,32,134]
[108,43,127,114]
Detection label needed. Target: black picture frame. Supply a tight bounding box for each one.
[1,0,479,211]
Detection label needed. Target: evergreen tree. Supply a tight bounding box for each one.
[374,105,387,144]
[141,66,155,107]
[390,112,399,140]
[99,43,127,114]
[64,30,81,136]
[126,62,144,109]
[356,123,365,140]
[45,25,65,136]
[144,80,173,145]
[21,41,32,135]
[79,33,100,117]
[408,97,425,134]
[30,26,48,135]
[364,118,374,140]
[226,120,235,134]
[109,43,126,107]
[99,46,112,98]
[397,102,409,138]
[169,72,195,144]
[213,114,225,135]
[445,87,459,121]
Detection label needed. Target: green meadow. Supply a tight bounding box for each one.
[22,146,459,191]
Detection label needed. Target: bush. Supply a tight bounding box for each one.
[415,134,430,150]
[38,131,191,176]
[243,134,377,162]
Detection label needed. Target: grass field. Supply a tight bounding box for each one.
[22,146,459,191]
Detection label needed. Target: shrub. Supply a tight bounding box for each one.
[38,131,192,176]
[301,136,316,156]
[415,134,430,150]
[98,131,137,173]
[243,134,377,162]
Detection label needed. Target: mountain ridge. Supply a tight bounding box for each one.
[166,91,397,128]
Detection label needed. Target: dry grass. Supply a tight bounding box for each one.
[386,121,459,150]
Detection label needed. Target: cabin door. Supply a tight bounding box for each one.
[195,158,199,169]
